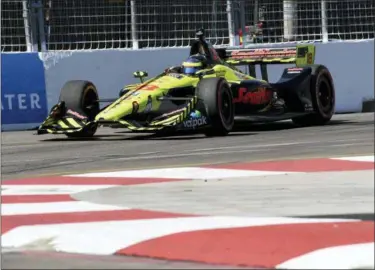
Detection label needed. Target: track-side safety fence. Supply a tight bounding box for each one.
[1,0,374,52]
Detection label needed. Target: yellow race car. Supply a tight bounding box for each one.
[36,29,335,138]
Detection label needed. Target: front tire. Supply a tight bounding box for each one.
[196,77,234,137]
[58,80,100,138]
[292,65,335,126]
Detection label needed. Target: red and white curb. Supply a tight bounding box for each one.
[2,155,374,269]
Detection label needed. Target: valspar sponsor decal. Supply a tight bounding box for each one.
[183,116,207,128]
[1,93,43,111]
[1,53,48,126]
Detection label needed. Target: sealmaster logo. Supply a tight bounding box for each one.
[183,110,207,128]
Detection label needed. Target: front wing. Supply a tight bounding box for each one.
[37,96,202,135]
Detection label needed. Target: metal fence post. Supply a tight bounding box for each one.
[212,0,219,44]
[226,0,235,46]
[283,0,297,42]
[253,0,259,25]
[238,1,246,47]
[130,0,139,50]
[36,0,47,51]
[23,0,47,52]
[29,0,47,51]
[22,0,33,51]
[321,0,329,42]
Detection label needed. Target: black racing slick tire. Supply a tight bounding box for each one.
[58,80,100,138]
[196,77,234,137]
[292,65,335,126]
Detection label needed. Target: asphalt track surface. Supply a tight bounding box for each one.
[2,113,374,269]
[2,113,374,180]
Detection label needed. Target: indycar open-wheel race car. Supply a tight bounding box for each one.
[37,29,335,138]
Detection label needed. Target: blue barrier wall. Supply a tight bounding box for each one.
[1,53,48,131]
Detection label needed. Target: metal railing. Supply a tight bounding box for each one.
[1,0,374,52]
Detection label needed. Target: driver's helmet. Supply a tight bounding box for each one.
[182,54,207,75]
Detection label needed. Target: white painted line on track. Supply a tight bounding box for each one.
[67,167,297,179]
[1,185,115,196]
[323,143,373,148]
[108,148,374,163]
[332,156,374,162]
[106,148,267,162]
[182,138,373,153]
[2,138,372,165]
[183,142,301,152]
[276,242,375,269]
[2,201,130,216]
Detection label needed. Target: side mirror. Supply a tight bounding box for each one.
[133,71,148,82]
[196,69,215,78]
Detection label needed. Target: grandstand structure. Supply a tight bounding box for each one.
[1,0,374,52]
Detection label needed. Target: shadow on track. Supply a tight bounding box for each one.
[39,119,354,142]
[233,119,352,132]
[296,213,374,221]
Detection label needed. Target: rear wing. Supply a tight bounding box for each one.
[216,44,316,81]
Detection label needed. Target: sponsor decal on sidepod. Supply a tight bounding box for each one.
[183,110,207,129]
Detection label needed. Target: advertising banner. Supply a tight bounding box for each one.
[1,53,48,130]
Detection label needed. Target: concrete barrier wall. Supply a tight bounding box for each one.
[1,40,374,131]
[315,40,374,112]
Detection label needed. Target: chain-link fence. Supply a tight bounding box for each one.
[42,0,230,50]
[1,0,30,52]
[1,0,374,52]
[135,0,230,48]
[43,0,133,50]
[241,0,375,45]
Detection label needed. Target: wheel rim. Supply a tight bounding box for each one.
[318,80,333,114]
[83,88,99,119]
[220,88,233,126]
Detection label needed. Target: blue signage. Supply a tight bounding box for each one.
[1,53,48,128]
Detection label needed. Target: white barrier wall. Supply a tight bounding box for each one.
[41,40,374,113]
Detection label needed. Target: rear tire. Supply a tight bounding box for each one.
[196,78,234,137]
[292,65,335,126]
[58,80,100,138]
